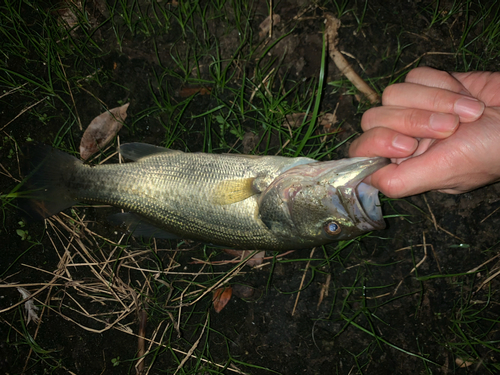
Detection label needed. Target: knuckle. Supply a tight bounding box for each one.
[405,67,426,81]
[373,128,393,148]
[403,108,423,130]
[381,176,405,199]
[430,89,454,112]
[360,108,377,130]
[348,138,361,157]
[381,84,400,104]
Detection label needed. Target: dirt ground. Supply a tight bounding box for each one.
[2,0,500,374]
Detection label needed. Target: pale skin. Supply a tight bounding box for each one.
[349,67,500,198]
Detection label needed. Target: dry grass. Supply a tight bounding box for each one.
[1,208,256,374]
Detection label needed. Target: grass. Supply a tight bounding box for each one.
[1,0,500,374]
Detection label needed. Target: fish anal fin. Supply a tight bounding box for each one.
[212,177,258,205]
[108,212,179,239]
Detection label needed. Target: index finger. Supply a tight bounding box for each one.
[382,83,485,122]
[405,67,469,94]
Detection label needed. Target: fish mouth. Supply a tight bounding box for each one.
[324,157,390,231]
[353,182,386,231]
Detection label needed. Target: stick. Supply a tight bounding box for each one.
[325,14,380,104]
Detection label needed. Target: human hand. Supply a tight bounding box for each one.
[349,67,500,198]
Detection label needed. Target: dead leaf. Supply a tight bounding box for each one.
[223,249,265,267]
[455,357,474,368]
[242,132,259,153]
[80,103,129,160]
[320,112,337,127]
[259,14,281,38]
[213,287,233,313]
[320,112,339,135]
[284,113,306,128]
[178,86,212,97]
[283,112,338,133]
[17,287,40,325]
[317,274,331,309]
[53,1,82,30]
[232,284,255,299]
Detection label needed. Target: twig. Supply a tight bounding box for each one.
[467,253,500,274]
[325,14,380,104]
[480,205,500,223]
[423,194,438,231]
[292,247,315,316]
[409,233,428,274]
[0,96,48,132]
[0,82,28,99]
[57,52,82,130]
[174,313,209,375]
[382,51,456,79]
[476,267,500,292]
[393,234,430,295]
[136,309,147,375]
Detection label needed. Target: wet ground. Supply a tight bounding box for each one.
[2,0,500,374]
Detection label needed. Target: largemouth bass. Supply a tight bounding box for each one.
[20,143,389,250]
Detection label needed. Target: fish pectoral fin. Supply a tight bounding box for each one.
[211,177,258,205]
[108,212,179,239]
[119,143,183,161]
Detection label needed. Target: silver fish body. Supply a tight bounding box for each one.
[21,143,389,250]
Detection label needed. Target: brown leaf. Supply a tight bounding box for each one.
[319,113,337,127]
[178,86,212,97]
[53,1,82,29]
[213,287,232,313]
[259,14,281,38]
[242,132,259,153]
[319,112,339,134]
[80,103,129,160]
[284,113,306,129]
[232,284,255,299]
[455,357,474,368]
[246,251,265,267]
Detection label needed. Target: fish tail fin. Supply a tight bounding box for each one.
[17,145,81,220]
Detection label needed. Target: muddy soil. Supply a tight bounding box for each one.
[2,1,500,374]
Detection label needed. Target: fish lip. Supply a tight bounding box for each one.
[325,157,390,231]
[323,157,390,188]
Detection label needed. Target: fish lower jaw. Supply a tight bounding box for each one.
[354,183,385,231]
[337,183,385,232]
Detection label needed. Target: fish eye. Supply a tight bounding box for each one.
[324,221,341,236]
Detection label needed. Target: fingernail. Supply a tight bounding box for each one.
[429,113,458,133]
[454,97,485,120]
[392,135,417,152]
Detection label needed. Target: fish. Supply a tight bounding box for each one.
[19,143,389,250]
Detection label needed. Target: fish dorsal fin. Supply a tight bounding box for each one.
[119,143,183,161]
[212,177,258,205]
[220,153,262,159]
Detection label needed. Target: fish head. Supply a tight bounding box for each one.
[258,157,390,246]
